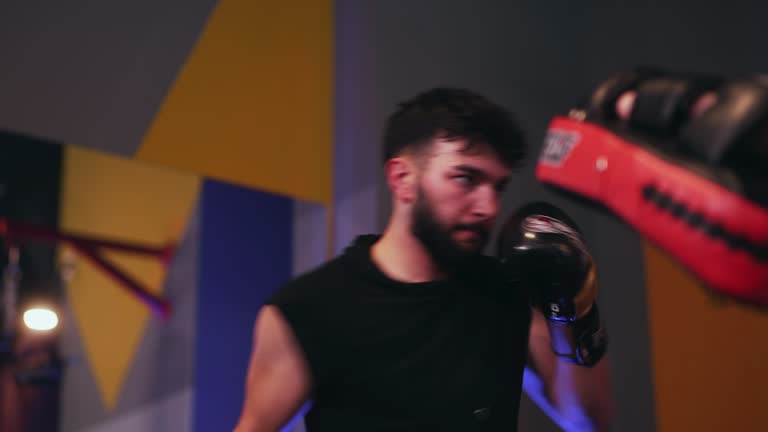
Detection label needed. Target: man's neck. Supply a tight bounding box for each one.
[370,222,447,283]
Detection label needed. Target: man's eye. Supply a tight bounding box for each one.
[453,175,474,186]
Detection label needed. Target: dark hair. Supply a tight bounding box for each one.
[382,87,526,168]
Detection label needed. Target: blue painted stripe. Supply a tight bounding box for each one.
[194,179,293,432]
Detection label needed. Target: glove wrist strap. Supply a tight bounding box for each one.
[546,302,607,367]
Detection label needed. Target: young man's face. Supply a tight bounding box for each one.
[411,137,511,268]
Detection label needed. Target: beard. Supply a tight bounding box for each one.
[411,188,490,273]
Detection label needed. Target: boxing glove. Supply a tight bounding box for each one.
[497,201,607,367]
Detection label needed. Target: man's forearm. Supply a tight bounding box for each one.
[550,355,614,431]
[525,308,614,431]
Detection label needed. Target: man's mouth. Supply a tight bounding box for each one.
[454,227,487,243]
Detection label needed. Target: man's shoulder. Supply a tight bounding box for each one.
[290,255,351,287]
[269,254,358,303]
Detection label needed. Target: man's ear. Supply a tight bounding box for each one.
[384,157,417,204]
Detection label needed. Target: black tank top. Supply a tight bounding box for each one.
[268,235,531,431]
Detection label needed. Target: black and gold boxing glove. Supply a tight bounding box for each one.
[497,201,607,367]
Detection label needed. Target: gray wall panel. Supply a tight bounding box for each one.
[0,0,218,156]
[116,198,200,423]
[80,388,192,432]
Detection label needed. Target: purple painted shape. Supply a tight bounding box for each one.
[333,0,383,254]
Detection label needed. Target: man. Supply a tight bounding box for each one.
[234,88,613,431]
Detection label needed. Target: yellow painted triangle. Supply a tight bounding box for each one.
[59,146,201,410]
[137,0,333,204]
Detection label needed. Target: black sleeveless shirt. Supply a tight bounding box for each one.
[268,235,531,431]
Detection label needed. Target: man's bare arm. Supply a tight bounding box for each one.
[525,309,614,431]
[234,306,312,432]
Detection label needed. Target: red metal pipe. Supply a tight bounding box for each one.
[69,244,171,319]
[1,220,173,261]
[0,218,174,319]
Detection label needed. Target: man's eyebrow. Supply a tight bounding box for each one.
[452,164,485,176]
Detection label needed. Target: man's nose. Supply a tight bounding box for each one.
[471,185,499,219]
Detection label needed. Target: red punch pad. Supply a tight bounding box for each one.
[536,115,768,306]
